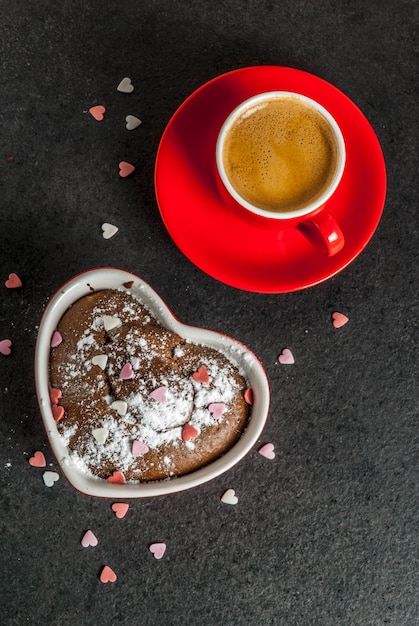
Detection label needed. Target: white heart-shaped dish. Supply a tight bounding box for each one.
[35,268,270,497]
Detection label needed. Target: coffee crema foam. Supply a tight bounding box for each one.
[222,97,339,213]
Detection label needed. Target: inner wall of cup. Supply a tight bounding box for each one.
[216,91,346,220]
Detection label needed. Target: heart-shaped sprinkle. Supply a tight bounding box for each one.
[52,404,64,422]
[132,439,149,457]
[119,363,134,380]
[43,471,59,487]
[91,354,108,370]
[125,115,142,130]
[50,331,62,348]
[89,105,106,121]
[221,488,238,505]
[49,388,62,405]
[192,366,209,384]
[81,530,98,548]
[208,402,226,420]
[258,443,275,460]
[111,502,129,519]
[92,428,109,444]
[182,423,199,442]
[102,315,121,332]
[29,451,46,467]
[332,311,349,328]
[0,339,12,356]
[5,273,22,288]
[149,386,167,402]
[101,222,119,239]
[244,388,254,405]
[100,565,117,583]
[118,161,136,178]
[108,471,126,484]
[111,401,127,416]
[149,543,167,560]
[123,281,134,289]
[117,77,134,93]
[278,348,295,365]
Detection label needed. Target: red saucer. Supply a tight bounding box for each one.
[155,66,386,293]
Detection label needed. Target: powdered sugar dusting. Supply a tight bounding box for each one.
[50,289,250,481]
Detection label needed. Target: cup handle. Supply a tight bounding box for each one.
[297,209,345,256]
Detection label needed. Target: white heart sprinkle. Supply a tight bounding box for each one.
[102,223,119,239]
[103,315,121,332]
[221,488,238,505]
[92,354,108,370]
[117,77,134,93]
[125,115,142,130]
[92,428,109,444]
[111,401,128,416]
[42,471,60,487]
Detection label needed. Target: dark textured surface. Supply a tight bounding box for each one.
[0,1,417,625]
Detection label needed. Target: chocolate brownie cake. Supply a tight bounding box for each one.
[49,289,251,482]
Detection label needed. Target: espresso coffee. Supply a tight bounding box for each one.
[222,96,339,213]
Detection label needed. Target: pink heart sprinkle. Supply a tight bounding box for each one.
[208,402,226,420]
[119,363,134,380]
[332,311,349,328]
[50,331,62,348]
[119,161,136,178]
[258,443,275,460]
[0,339,12,356]
[278,348,294,365]
[149,543,166,560]
[132,440,149,457]
[81,530,98,548]
[111,503,129,519]
[88,105,106,121]
[149,386,167,402]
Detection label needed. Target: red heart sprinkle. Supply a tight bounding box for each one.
[182,423,199,442]
[5,273,22,288]
[52,404,64,422]
[29,451,46,467]
[88,105,106,121]
[192,366,209,384]
[49,388,62,405]
[100,565,117,583]
[118,161,135,178]
[50,331,62,348]
[0,339,12,356]
[108,471,126,484]
[111,503,129,519]
[244,388,254,405]
[332,311,349,328]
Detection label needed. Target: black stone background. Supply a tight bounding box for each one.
[0,1,417,625]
